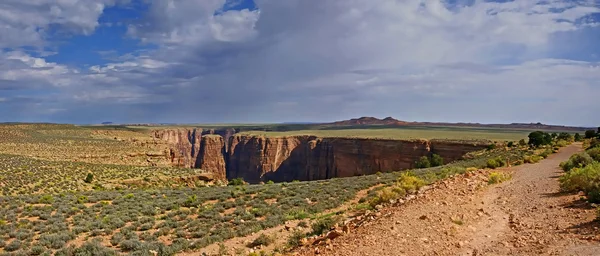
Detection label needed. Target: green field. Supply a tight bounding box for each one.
[240,126,533,142]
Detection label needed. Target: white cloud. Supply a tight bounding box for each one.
[0,0,599,125]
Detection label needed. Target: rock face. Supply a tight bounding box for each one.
[154,130,489,183]
[195,135,227,181]
[226,135,488,183]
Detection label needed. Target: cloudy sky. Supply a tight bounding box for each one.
[0,0,599,126]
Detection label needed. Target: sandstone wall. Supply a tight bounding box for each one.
[154,129,489,183]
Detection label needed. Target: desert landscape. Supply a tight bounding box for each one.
[1,119,599,255]
[1,0,599,255]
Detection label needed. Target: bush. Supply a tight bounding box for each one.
[397,173,426,192]
[311,216,340,235]
[369,187,398,207]
[247,234,275,248]
[287,230,306,247]
[519,139,527,146]
[486,159,501,169]
[585,130,597,139]
[5,240,21,252]
[560,153,594,172]
[539,149,553,159]
[488,172,511,184]
[430,154,444,167]
[507,141,514,148]
[575,133,582,142]
[84,173,94,183]
[588,147,600,162]
[559,162,600,195]
[528,131,552,147]
[524,155,542,164]
[228,178,245,186]
[74,241,117,256]
[415,156,431,169]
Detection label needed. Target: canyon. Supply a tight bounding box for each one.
[152,128,490,183]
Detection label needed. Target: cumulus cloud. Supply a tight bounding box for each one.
[0,0,599,125]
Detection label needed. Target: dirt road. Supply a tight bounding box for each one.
[297,143,600,256]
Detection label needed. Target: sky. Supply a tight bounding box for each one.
[0,0,599,126]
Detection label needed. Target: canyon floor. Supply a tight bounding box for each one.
[295,143,600,256]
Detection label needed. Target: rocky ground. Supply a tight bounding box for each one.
[294,143,600,256]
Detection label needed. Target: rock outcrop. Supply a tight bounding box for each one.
[226,135,488,183]
[154,130,489,183]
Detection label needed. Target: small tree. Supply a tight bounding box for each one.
[574,133,582,142]
[507,141,515,147]
[528,131,551,147]
[557,132,573,142]
[585,130,596,139]
[430,154,444,167]
[84,173,94,183]
[415,156,431,169]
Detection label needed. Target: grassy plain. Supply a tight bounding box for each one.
[240,125,532,142]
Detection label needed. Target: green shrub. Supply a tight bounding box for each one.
[415,156,431,169]
[430,154,444,167]
[73,241,117,256]
[397,173,426,192]
[228,178,245,186]
[311,216,340,235]
[507,141,514,147]
[560,153,594,172]
[39,194,54,204]
[488,172,511,184]
[587,147,600,162]
[247,234,275,248]
[5,240,21,251]
[559,162,600,202]
[539,149,553,158]
[486,158,504,169]
[84,173,94,183]
[369,187,399,207]
[524,155,542,164]
[287,230,306,247]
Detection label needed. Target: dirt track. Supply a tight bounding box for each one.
[297,143,600,256]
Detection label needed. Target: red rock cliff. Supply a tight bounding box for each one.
[153,129,488,183]
[226,135,489,183]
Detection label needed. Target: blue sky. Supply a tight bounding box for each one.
[0,0,599,126]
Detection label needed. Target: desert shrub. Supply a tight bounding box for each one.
[119,239,142,251]
[523,155,540,164]
[415,156,431,169]
[247,234,275,248]
[561,153,594,172]
[30,245,46,255]
[575,133,582,142]
[507,141,514,147]
[539,149,553,158]
[397,173,426,192]
[585,130,597,139]
[84,173,94,183]
[228,178,245,186]
[73,241,117,256]
[287,230,306,247]
[555,140,569,147]
[488,172,511,184]
[5,240,21,252]
[369,187,398,207]
[39,194,54,204]
[487,144,497,150]
[430,154,444,167]
[528,131,552,147]
[519,139,527,146]
[587,147,600,162]
[559,162,600,202]
[297,221,308,228]
[486,159,501,169]
[311,216,339,236]
[589,138,600,149]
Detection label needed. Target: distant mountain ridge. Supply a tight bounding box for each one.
[330,117,590,131]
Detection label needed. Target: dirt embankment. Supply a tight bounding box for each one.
[296,143,600,256]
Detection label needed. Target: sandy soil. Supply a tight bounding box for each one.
[295,143,600,256]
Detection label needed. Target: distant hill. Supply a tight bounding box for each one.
[101,122,114,125]
[329,117,590,132]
